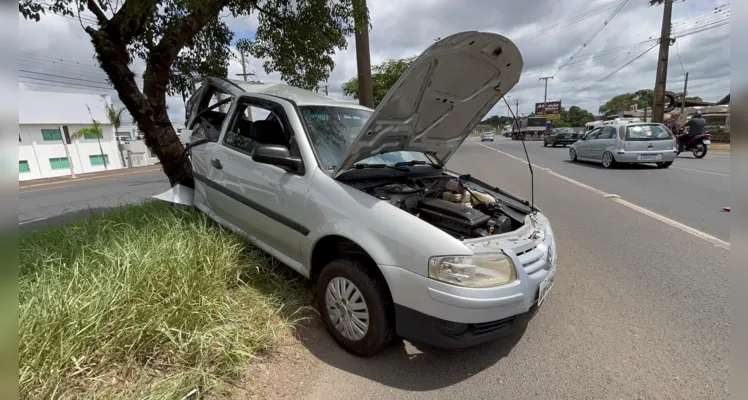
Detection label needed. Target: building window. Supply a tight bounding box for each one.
[19,134,21,142]
[19,160,30,173]
[89,154,110,166]
[83,132,101,140]
[49,157,70,170]
[41,128,63,141]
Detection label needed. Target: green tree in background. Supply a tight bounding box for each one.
[342,56,416,107]
[599,89,703,116]
[73,106,109,171]
[20,0,367,187]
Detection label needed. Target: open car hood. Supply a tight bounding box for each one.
[332,31,523,178]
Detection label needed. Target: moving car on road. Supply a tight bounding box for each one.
[569,123,677,169]
[480,131,495,141]
[543,127,578,147]
[176,31,558,357]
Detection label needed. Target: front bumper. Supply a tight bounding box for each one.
[379,213,557,348]
[615,150,677,163]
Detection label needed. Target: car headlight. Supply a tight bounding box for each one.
[428,253,517,288]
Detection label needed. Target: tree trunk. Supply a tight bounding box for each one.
[96,136,108,170]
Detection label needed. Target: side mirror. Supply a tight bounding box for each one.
[251,143,303,173]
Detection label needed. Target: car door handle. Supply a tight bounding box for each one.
[210,159,223,169]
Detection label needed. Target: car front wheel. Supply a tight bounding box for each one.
[317,258,394,357]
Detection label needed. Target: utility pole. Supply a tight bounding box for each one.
[679,72,689,117]
[236,50,255,81]
[652,0,674,123]
[539,76,553,119]
[59,125,76,178]
[353,0,373,108]
[515,99,519,118]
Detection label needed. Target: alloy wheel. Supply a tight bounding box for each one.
[602,152,614,168]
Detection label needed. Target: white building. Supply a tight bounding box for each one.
[19,91,124,181]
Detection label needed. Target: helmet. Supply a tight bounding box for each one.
[693,111,702,118]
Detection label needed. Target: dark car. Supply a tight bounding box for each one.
[544,127,579,147]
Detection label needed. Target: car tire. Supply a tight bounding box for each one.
[602,151,616,168]
[569,148,577,161]
[552,143,556,147]
[544,142,548,147]
[657,161,673,168]
[317,258,394,357]
[562,144,567,147]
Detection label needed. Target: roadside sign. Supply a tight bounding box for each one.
[535,101,561,120]
[545,120,552,132]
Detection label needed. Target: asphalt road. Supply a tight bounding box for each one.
[475,136,731,241]
[19,170,170,234]
[293,140,729,400]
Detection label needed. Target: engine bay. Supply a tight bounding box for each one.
[348,174,527,240]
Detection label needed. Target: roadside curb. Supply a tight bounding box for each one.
[19,166,163,190]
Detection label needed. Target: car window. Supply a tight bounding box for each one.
[584,129,601,140]
[189,86,234,141]
[223,101,294,156]
[299,106,373,168]
[597,127,616,139]
[625,124,673,141]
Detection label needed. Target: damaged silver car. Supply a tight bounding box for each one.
[162,31,557,357]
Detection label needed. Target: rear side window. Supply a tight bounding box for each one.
[625,125,673,141]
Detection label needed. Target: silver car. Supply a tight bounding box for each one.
[175,31,557,357]
[480,131,495,141]
[569,123,678,168]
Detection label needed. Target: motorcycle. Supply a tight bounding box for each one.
[676,132,711,159]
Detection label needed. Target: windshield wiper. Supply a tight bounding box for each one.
[351,163,409,172]
[394,160,441,168]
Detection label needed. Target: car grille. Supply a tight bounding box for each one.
[514,245,548,275]
[473,316,516,335]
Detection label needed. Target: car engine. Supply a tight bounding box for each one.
[355,176,522,239]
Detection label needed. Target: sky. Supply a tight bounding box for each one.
[17,0,730,124]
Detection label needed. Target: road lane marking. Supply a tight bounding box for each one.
[670,166,730,177]
[19,216,50,225]
[470,140,730,251]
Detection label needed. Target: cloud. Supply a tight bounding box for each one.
[18,0,730,122]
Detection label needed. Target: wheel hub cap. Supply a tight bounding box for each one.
[325,277,369,341]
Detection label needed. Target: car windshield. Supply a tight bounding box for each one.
[299,105,433,169]
[625,124,673,141]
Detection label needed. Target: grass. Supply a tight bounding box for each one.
[19,201,311,400]
[710,143,730,152]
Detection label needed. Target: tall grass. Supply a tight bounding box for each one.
[19,201,311,399]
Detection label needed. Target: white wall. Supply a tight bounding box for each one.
[122,139,159,167]
[18,123,123,181]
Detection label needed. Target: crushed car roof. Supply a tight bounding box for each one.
[228,79,373,110]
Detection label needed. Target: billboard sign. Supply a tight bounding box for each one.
[535,101,562,120]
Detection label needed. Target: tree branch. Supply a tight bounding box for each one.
[248,0,287,28]
[86,0,109,24]
[143,1,228,105]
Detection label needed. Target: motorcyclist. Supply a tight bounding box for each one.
[679,111,707,149]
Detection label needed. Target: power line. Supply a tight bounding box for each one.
[19,77,117,92]
[560,43,658,101]
[554,0,631,75]
[515,0,625,44]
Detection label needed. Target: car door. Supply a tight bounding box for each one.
[203,94,311,263]
[577,128,600,158]
[591,126,618,160]
[186,79,237,213]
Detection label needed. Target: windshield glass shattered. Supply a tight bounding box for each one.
[300,106,434,169]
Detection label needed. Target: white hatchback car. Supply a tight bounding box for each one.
[171,31,558,357]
